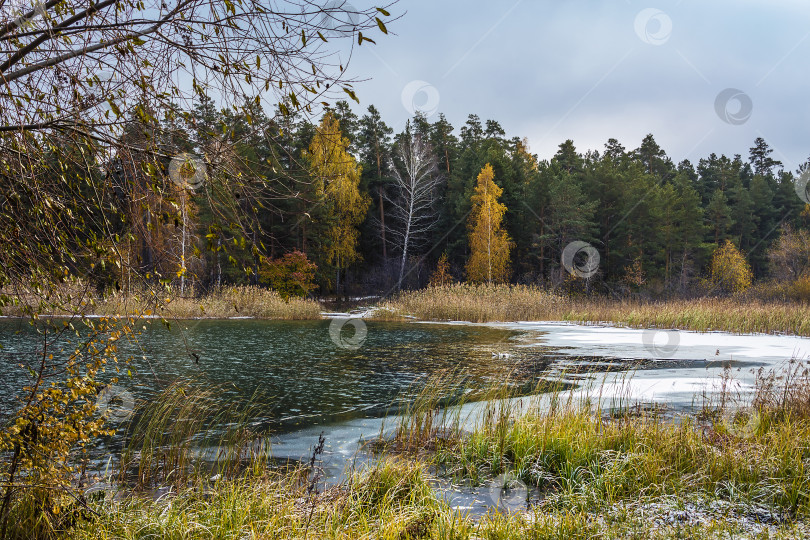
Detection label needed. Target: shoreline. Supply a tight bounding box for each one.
[5,294,810,339]
[47,370,810,539]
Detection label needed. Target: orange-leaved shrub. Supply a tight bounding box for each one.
[259,250,318,300]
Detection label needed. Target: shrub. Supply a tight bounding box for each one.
[768,225,810,282]
[711,240,753,293]
[259,251,318,300]
[789,274,810,303]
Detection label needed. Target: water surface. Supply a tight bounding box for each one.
[0,318,541,433]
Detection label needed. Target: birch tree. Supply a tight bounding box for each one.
[386,133,442,289]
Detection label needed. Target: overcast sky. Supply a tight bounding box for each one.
[339,0,809,170]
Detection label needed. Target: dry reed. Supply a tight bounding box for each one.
[376,283,810,336]
[0,283,322,320]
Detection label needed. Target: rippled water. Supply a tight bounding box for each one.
[0,318,547,433]
[4,317,808,437]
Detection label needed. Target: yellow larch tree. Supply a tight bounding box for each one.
[466,163,513,284]
[304,112,370,293]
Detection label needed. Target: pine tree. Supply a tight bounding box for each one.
[466,164,512,283]
[749,137,782,177]
[357,105,394,261]
[706,189,734,245]
[672,171,706,288]
[633,133,673,178]
[430,113,457,176]
[554,140,582,174]
[604,138,626,161]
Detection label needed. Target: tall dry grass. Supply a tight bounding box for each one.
[107,285,323,320]
[0,283,322,320]
[118,381,271,491]
[9,367,810,539]
[376,283,810,335]
[64,459,452,540]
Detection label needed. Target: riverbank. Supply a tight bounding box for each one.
[373,284,810,336]
[0,285,322,320]
[62,456,810,539]
[12,368,809,539]
[5,282,810,337]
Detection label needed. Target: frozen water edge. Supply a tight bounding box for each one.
[267,321,810,479]
[411,319,810,408]
[499,320,810,408]
[500,320,810,362]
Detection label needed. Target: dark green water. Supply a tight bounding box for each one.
[0,318,545,434]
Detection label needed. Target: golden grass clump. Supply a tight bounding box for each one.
[145,285,323,320]
[376,283,810,336]
[0,282,322,320]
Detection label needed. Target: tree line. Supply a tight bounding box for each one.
[38,97,810,298]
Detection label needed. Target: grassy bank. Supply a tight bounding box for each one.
[0,284,322,320]
[374,283,810,336]
[64,459,809,539]
[7,369,808,539]
[372,368,810,538]
[8,281,809,335]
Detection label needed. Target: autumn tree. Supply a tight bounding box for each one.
[711,240,753,293]
[466,164,513,283]
[305,112,370,294]
[768,226,810,282]
[386,131,443,290]
[428,253,454,286]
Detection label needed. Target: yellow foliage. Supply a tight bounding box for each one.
[789,273,810,302]
[623,257,646,288]
[466,164,512,284]
[767,225,810,282]
[428,253,454,287]
[711,239,753,293]
[304,112,370,269]
[0,316,127,536]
